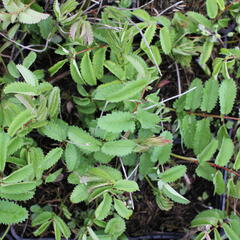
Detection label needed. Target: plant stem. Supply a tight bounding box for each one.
[171,153,240,177]
[145,176,155,189]
[0,224,10,240]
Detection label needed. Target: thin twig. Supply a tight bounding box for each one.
[158,1,184,16]
[175,62,182,95]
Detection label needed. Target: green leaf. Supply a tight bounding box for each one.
[2,164,33,183]
[197,138,218,163]
[215,137,234,166]
[199,40,214,66]
[53,220,61,240]
[0,182,36,194]
[23,52,37,68]
[104,61,125,80]
[8,109,34,137]
[206,0,218,19]
[0,131,10,172]
[87,227,100,240]
[160,182,190,204]
[0,200,28,224]
[54,215,71,239]
[219,78,237,115]
[196,162,215,181]
[32,211,53,226]
[214,229,222,240]
[7,61,20,78]
[201,78,219,112]
[136,110,160,129]
[40,119,68,141]
[42,147,63,170]
[95,193,112,220]
[38,16,54,39]
[18,8,49,24]
[160,27,172,55]
[102,140,136,156]
[114,180,139,192]
[216,0,225,10]
[180,115,197,149]
[16,64,38,86]
[93,47,107,79]
[187,11,213,29]
[98,111,135,133]
[80,52,96,86]
[114,198,133,219]
[68,126,101,152]
[194,232,205,240]
[222,223,239,240]
[48,87,60,119]
[213,170,225,195]
[233,150,240,170]
[193,119,212,155]
[49,59,68,76]
[70,59,84,84]
[45,168,62,183]
[70,184,88,203]
[159,165,186,183]
[104,79,148,102]
[132,9,152,22]
[139,152,154,176]
[0,191,34,201]
[64,143,79,172]
[191,216,219,227]
[33,221,51,236]
[185,78,203,111]
[140,24,156,50]
[4,82,39,96]
[105,217,126,238]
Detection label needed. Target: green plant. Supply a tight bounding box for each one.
[0,0,240,239]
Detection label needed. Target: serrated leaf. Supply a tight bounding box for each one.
[193,119,212,155]
[2,164,33,183]
[93,47,107,79]
[45,168,62,183]
[213,170,225,195]
[199,40,214,66]
[0,200,28,224]
[140,24,156,50]
[113,180,139,192]
[185,78,203,111]
[219,78,237,115]
[8,109,34,137]
[102,140,136,156]
[197,138,218,163]
[68,126,101,152]
[215,137,234,166]
[95,193,112,220]
[87,227,100,240]
[196,162,215,181]
[105,217,126,238]
[80,52,96,86]
[42,147,63,170]
[64,143,79,172]
[180,115,197,149]
[187,11,213,29]
[70,59,84,84]
[154,190,173,211]
[104,60,125,80]
[201,78,219,112]
[33,221,51,236]
[0,131,10,172]
[7,61,20,78]
[114,198,133,219]
[104,79,148,102]
[98,111,135,133]
[48,87,60,119]
[23,51,37,68]
[216,0,225,10]
[233,150,240,170]
[139,152,154,176]
[160,27,172,55]
[0,182,36,194]
[53,215,71,239]
[40,119,68,141]
[49,59,68,76]
[206,0,218,19]
[18,8,49,24]
[32,211,53,227]
[16,64,38,86]
[161,182,190,204]
[38,16,54,39]
[0,191,34,201]
[70,184,88,203]
[136,110,160,129]
[132,9,152,22]
[159,165,186,183]
[4,82,39,96]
